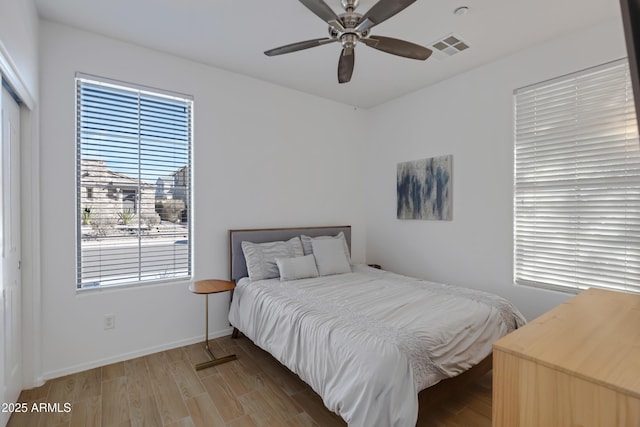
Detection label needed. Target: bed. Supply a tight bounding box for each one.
[228,226,525,426]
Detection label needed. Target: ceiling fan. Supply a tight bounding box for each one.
[264,0,432,83]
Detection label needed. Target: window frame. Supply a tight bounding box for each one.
[75,73,194,291]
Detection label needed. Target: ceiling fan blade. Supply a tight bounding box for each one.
[355,0,417,32]
[299,0,339,23]
[338,48,355,84]
[361,36,432,60]
[264,38,336,56]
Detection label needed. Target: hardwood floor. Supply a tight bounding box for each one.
[8,336,492,427]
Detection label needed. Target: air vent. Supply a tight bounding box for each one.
[429,34,469,60]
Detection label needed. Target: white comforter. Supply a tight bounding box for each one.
[228,265,525,426]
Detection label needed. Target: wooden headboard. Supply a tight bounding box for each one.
[228,225,351,282]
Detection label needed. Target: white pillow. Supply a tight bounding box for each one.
[241,237,304,280]
[301,232,351,264]
[312,239,352,276]
[276,255,319,281]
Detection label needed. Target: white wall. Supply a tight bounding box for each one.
[0,0,39,96]
[364,18,628,321]
[37,13,632,378]
[39,20,366,379]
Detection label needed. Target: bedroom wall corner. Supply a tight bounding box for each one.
[0,0,39,96]
[362,18,628,321]
[38,20,367,378]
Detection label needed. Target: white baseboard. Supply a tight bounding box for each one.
[39,327,233,383]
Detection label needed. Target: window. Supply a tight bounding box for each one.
[514,59,640,294]
[76,74,193,289]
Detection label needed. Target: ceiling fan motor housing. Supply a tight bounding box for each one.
[342,0,359,11]
[328,11,368,41]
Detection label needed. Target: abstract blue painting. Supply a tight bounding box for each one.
[397,155,452,220]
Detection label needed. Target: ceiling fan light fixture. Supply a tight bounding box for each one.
[341,33,358,49]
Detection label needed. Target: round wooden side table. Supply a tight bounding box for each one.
[189,279,238,370]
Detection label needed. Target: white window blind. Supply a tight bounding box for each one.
[514,59,640,294]
[76,75,192,289]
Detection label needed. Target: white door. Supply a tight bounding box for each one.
[0,84,22,427]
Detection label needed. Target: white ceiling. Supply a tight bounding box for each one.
[35,0,622,108]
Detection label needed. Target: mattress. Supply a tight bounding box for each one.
[228,265,526,426]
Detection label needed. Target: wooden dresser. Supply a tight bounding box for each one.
[492,288,640,426]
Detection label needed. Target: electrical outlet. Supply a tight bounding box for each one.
[104,314,115,330]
